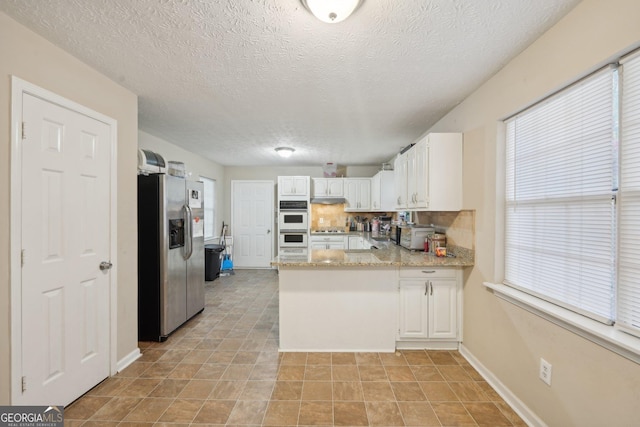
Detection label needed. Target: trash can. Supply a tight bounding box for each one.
[204,244,225,281]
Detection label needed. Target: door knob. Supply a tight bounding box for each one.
[267,229,271,234]
[99,261,113,271]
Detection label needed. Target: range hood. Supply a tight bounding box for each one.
[310,197,347,205]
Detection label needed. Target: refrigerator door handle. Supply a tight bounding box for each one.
[183,204,194,260]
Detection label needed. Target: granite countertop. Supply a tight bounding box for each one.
[272,244,474,268]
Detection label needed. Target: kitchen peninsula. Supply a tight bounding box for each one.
[272,239,474,353]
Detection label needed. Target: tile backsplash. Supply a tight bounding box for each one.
[415,210,475,250]
[309,204,391,230]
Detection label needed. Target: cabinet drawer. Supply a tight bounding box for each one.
[399,267,458,279]
[310,235,346,243]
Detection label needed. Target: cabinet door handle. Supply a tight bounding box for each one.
[430,281,433,296]
[425,282,428,296]
[421,270,436,274]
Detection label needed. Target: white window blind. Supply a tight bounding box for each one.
[618,52,640,336]
[201,177,216,240]
[505,68,616,324]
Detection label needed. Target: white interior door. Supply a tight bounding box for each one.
[18,93,111,405]
[231,181,274,268]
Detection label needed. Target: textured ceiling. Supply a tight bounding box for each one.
[0,0,580,166]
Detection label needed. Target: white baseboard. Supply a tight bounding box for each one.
[116,347,141,373]
[459,344,547,427]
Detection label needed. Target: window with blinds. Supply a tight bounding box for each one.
[504,68,617,324]
[201,177,216,240]
[618,52,640,335]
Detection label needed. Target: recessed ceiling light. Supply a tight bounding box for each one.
[301,0,363,24]
[275,147,295,158]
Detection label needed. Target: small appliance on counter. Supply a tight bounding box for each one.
[400,224,435,251]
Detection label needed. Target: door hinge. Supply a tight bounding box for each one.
[21,376,27,392]
[21,122,26,140]
[21,249,25,267]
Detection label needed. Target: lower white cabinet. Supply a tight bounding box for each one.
[310,235,346,250]
[347,235,372,250]
[397,268,461,348]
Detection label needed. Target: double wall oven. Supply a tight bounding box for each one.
[279,200,309,255]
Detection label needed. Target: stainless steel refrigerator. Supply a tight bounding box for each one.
[138,174,205,341]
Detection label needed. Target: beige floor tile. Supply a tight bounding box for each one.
[156,398,203,423]
[361,381,396,402]
[379,352,409,366]
[280,352,308,365]
[193,363,227,380]
[358,365,388,381]
[332,352,357,365]
[333,401,369,426]
[157,349,190,363]
[206,351,237,364]
[449,381,490,401]
[278,365,306,380]
[305,365,332,381]
[148,379,188,397]
[307,352,332,365]
[181,350,213,364]
[438,365,473,381]
[231,351,260,364]
[221,364,254,380]
[249,364,279,380]
[271,381,303,400]
[86,377,133,397]
[412,365,445,381]
[226,400,269,425]
[420,381,459,401]
[210,380,247,399]
[391,381,427,401]
[115,362,151,378]
[137,349,165,363]
[90,397,142,421]
[398,401,441,426]
[464,402,512,426]
[119,378,162,397]
[403,350,434,366]
[301,381,333,401]
[463,365,485,381]
[365,401,405,426]
[495,401,529,427]
[65,396,112,420]
[298,401,333,425]
[428,351,459,366]
[263,401,300,426]
[240,380,275,400]
[177,379,217,399]
[333,381,364,401]
[122,397,173,422]
[167,363,202,379]
[386,365,417,381]
[355,352,382,366]
[476,381,503,401]
[332,365,360,381]
[431,402,477,426]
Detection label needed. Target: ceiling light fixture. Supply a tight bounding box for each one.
[301,0,363,24]
[275,147,295,158]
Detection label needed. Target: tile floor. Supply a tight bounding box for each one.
[65,269,527,426]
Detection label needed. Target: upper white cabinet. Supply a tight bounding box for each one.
[371,171,395,211]
[278,176,310,199]
[312,178,344,198]
[344,178,371,211]
[394,133,462,211]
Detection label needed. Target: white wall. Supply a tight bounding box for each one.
[427,0,640,425]
[0,12,138,403]
[138,131,225,239]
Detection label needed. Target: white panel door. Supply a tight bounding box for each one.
[19,93,111,405]
[428,279,458,339]
[398,280,428,339]
[232,181,274,268]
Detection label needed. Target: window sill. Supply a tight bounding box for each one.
[483,282,640,365]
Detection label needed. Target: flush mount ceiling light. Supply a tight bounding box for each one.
[275,147,295,158]
[301,0,363,24]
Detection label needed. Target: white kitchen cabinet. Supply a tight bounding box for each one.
[371,170,395,211]
[312,178,344,198]
[344,178,371,211]
[347,235,373,250]
[395,133,462,211]
[278,176,310,198]
[310,235,346,250]
[397,268,461,349]
[393,152,408,209]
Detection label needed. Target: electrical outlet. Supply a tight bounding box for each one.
[319,217,324,224]
[539,358,552,386]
